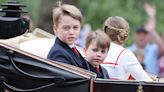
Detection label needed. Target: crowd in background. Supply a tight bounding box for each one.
[76,3,164,78]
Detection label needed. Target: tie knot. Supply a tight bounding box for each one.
[72,47,76,50]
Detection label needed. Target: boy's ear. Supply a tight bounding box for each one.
[83,48,87,55]
[53,25,58,34]
[83,48,86,51]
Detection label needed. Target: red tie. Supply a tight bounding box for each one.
[72,47,80,57]
[96,66,101,74]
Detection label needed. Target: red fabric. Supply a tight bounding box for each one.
[72,47,80,57]
[128,74,135,80]
[114,49,126,67]
[103,62,118,65]
[96,66,101,74]
[102,49,126,67]
[110,78,120,80]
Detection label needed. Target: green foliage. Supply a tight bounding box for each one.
[0,0,163,46]
[78,0,164,46]
[0,0,5,3]
[16,0,41,24]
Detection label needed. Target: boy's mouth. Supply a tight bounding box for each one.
[68,37,75,40]
[94,59,102,62]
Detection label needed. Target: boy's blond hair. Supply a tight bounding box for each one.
[103,16,129,45]
[52,4,83,25]
[85,31,111,50]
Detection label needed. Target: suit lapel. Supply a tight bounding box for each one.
[55,38,104,78]
[100,66,109,79]
[69,47,85,67]
[89,64,103,78]
[56,38,85,68]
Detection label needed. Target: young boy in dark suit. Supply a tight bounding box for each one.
[84,31,111,79]
[47,4,104,78]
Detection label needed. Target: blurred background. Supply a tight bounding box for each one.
[0,0,163,46]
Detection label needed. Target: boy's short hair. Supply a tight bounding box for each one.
[85,31,111,50]
[52,4,83,25]
[103,16,129,44]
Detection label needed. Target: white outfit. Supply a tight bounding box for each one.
[101,43,152,81]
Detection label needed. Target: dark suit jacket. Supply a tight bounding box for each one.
[100,66,110,79]
[0,76,5,92]
[47,38,107,78]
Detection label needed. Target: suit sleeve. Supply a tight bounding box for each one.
[122,50,152,81]
[47,50,72,65]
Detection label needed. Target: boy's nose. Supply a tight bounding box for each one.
[96,52,102,57]
[69,28,75,34]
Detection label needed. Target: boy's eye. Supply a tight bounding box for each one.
[73,26,79,30]
[92,48,98,52]
[101,50,106,53]
[63,26,70,30]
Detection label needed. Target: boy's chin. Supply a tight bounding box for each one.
[92,63,100,67]
[66,42,74,45]
[66,40,76,45]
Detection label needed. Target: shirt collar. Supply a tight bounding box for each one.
[69,44,76,48]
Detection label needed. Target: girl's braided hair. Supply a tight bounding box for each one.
[103,16,129,45]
